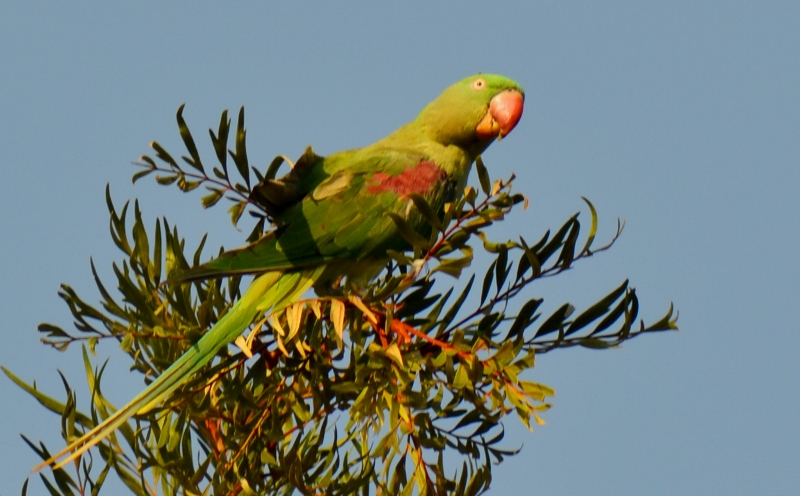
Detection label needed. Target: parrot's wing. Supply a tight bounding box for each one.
[175,150,451,282]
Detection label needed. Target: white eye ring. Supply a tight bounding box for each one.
[472,78,486,90]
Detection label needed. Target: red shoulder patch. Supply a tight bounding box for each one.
[366,160,446,197]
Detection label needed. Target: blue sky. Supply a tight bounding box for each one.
[1,2,798,494]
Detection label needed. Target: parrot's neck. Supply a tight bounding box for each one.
[375,121,488,180]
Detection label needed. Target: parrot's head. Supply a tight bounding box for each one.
[416,74,524,155]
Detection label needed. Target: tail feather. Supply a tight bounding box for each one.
[35,267,324,471]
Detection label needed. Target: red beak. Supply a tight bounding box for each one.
[476,89,525,139]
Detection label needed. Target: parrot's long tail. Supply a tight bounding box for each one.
[35,267,324,472]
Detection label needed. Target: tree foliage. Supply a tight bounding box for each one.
[6,106,677,495]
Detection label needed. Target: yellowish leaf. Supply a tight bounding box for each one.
[285,303,304,341]
[308,299,322,319]
[464,185,478,205]
[294,339,307,358]
[385,344,404,367]
[492,179,503,196]
[275,333,289,357]
[234,335,253,358]
[349,296,378,325]
[269,314,285,337]
[245,318,265,352]
[397,402,410,424]
[331,299,346,342]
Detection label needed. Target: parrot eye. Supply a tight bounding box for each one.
[472,78,486,90]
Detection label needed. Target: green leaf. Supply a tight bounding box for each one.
[432,249,473,279]
[2,367,94,428]
[464,185,478,206]
[495,246,509,291]
[408,193,443,232]
[230,106,250,188]
[37,323,69,338]
[505,298,543,340]
[520,380,554,400]
[387,213,430,249]
[580,196,598,255]
[451,409,484,431]
[395,282,439,318]
[492,340,516,369]
[556,218,580,270]
[210,109,230,172]
[229,200,247,227]
[369,275,407,301]
[131,168,153,184]
[176,103,204,173]
[452,365,470,390]
[534,303,575,338]
[155,174,178,185]
[578,337,614,349]
[475,155,491,196]
[478,232,515,253]
[331,382,363,394]
[113,458,150,496]
[138,154,156,167]
[515,236,541,281]
[201,187,225,208]
[152,217,162,284]
[644,302,680,332]
[536,216,576,265]
[177,175,201,192]
[265,154,291,180]
[386,249,411,266]
[565,280,628,336]
[132,201,150,270]
[246,217,266,243]
[438,275,474,334]
[150,141,177,167]
[37,476,57,496]
[480,260,496,306]
[587,304,626,340]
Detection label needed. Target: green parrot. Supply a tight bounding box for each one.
[38,73,524,470]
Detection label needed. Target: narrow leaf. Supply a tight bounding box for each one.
[506,298,543,339]
[331,299,346,342]
[229,200,246,228]
[150,141,177,167]
[387,213,430,249]
[534,303,575,338]
[176,104,204,172]
[565,280,628,336]
[131,168,153,184]
[231,106,250,188]
[409,193,443,232]
[210,109,230,172]
[201,188,225,208]
[475,155,491,196]
[580,196,598,255]
[266,155,291,180]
